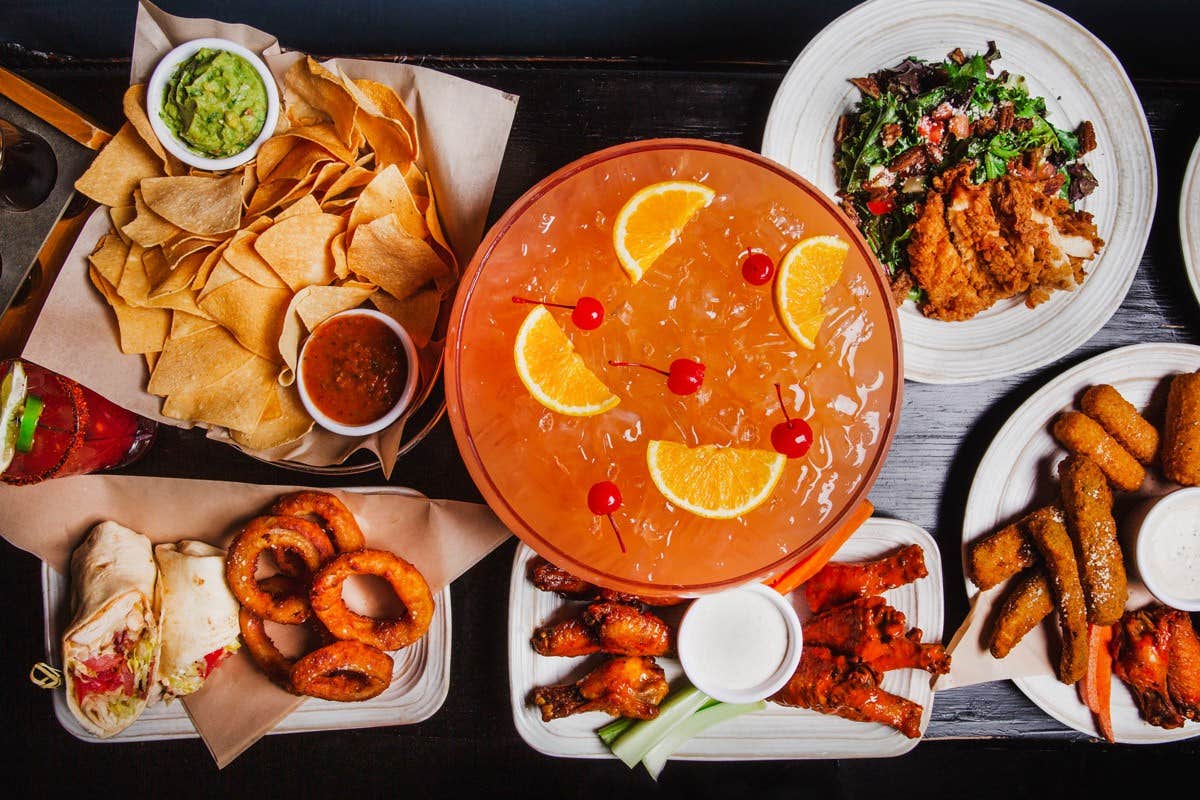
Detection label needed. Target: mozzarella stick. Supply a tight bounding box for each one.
[1080,384,1158,465]
[967,505,1059,590]
[988,568,1053,659]
[1025,507,1089,684]
[1058,454,1127,626]
[1052,411,1144,492]
[1163,372,1200,486]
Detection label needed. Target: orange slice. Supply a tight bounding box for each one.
[513,305,619,417]
[646,440,786,520]
[613,180,715,283]
[773,235,849,349]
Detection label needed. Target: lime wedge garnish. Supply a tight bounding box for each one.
[16,395,43,453]
[0,361,29,474]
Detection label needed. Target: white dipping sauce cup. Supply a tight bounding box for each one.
[1131,486,1200,611]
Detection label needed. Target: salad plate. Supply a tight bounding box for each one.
[762,0,1155,384]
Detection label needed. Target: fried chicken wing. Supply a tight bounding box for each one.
[804,544,928,614]
[1167,609,1200,722]
[771,646,924,739]
[803,596,950,675]
[532,617,601,657]
[1112,606,1185,729]
[532,602,671,657]
[528,559,683,606]
[532,656,669,722]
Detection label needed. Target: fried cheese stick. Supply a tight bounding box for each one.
[1025,508,1089,684]
[1058,455,1127,625]
[1163,372,1200,486]
[1080,384,1159,465]
[1052,411,1145,492]
[988,568,1053,659]
[967,505,1058,590]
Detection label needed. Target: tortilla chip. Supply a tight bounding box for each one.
[324,165,374,200]
[75,123,163,208]
[296,282,376,331]
[331,232,349,279]
[88,233,129,288]
[354,78,419,155]
[223,231,289,288]
[141,174,243,235]
[150,250,206,298]
[283,57,361,149]
[109,206,136,243]
[197,276,292,362]
[261,141,333,186]
[254,212,345,291]
[163,353,279,433]
[347,163,425,240]
[312,161,348,194]
[347,213,449,300]
[122,189,180,247]
[89,265,170,355]
[122,84,184,175]
[192,240,231,291]
[425,185,458,276]
[144,288,207,318]
[371,288,441,348]
[148,324,255,396]
[276,194,322,221]
[115,243,148,305]
[197,259,244,303]
[230,384,314,451]
[145,352,159,372]
[171,311,216,338]
[279,123,356,165]
[339,75,415,167]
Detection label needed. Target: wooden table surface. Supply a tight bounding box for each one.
[2,51,1198,795]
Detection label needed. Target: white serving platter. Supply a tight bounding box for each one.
[762,0,1155,384]
[509,517,943,762]
[1180,136,1200,307]
[963,343,1200,743]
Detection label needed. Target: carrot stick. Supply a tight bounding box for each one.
[765,500,874,596]
[1079,622,1115,742]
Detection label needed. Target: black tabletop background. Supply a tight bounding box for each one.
[2,1,1199,796]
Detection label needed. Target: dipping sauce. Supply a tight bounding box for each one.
[301,314,408,427]
[160,48,267,158]
[1139,490,1200,606]
[677,583,802,702]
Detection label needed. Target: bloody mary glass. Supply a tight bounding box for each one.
[1,359,156,485]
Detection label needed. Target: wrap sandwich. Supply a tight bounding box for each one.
[154,541,241,698]
[63,521,160,738]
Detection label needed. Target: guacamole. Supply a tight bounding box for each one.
[160,48,267,159]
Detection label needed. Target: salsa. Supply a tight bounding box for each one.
[161,48,267,158]
[301,315,409,427]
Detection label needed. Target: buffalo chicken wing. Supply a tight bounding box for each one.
[532,656,669,722]
[804,596,950,675]
[532,601,671,657]
[804,544,928,613]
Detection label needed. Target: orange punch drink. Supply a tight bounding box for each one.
[447,140,901,596]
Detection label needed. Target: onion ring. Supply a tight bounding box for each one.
[239,577,334,690]
[271,491,366,554]
[226,517,327,624]
[310,549,435,650]
[257,513,336,578]
[290,640,393,701]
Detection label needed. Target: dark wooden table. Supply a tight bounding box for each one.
[2,50,1198,796]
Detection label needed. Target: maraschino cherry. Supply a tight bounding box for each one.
[608,358,705,396]
[770,382,813,458]
[588,480,626,553]
[511,295,604,330]
[740,250,775,286]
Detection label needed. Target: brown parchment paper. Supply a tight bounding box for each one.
[21,0,518,476]
[0,474,511,766]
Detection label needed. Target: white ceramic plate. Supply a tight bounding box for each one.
[962,343,1200,742]
[1180,137,1200,306]
[42,486,452,743]
[762,0,1156,384]
[508,518,943,761]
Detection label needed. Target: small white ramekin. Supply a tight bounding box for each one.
[297,309,421,437]
[677,582,803,704]
[146,37,280,172]
[1131,487,1200,612]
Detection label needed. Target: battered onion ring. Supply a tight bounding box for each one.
[271,491,366,553]
[258,512,336,578]
[226,517,327,624]
[239,577,306,690]
[310,549,435,650]
[290,640,393,701]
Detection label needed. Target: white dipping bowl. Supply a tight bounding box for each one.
[677,582,802,704]
[1132,487,1200,611]
[146,37,280,172]
[297,309,421,437]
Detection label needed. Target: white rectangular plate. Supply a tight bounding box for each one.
[508,517,943,761]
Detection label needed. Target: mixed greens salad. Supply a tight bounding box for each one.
[834,42,1098,290]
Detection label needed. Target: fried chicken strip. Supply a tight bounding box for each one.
[988,568,1053,659]
[1080,384,1158,465]
[804,544,928,614]
[967,505,1056,590]
[1025,507,1089,684]
[532,656,669,722]
[1163,372,1200,486]
[1058,455,1127,625]
[804,596,950,675]
[1053,411,1145,492]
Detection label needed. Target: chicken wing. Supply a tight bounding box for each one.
[771,646,924,739]
[804,544,928,614]
[1166,609,1200,722]
[528,559,683,606]
[1112,606,1184,729]
[532,656,669,721]
[803,596,950,675]
[532,601,671,657]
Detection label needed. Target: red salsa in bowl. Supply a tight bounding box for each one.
[297,310,420,435]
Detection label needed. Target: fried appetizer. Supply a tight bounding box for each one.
[1052,411,1145,492]
[804,544,928,613]
[803,596,950,675]
[967,506,1057,590]
[1167,609,1200,722]
[532,656,669,721]
[528,558,683,606]
[1163,372,1200,486]
[532,602,671,657]
[1112,606,1186,729]
[1025,508,1089,684]
[988,568,1053,659]
[1058,455,1127,625]
[1080,384,1159,465]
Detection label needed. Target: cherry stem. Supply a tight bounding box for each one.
[511,295,575,311]
[774,382,793,425]
[607,514,627,553]
[609,360,669,377]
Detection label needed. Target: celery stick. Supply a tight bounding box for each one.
[597,717,634,746]
[608,685,711,768]
[641,700,767,781]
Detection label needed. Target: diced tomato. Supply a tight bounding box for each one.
[866,196,896,215]
[73,655,133,705]
[931,102,954,121]
[201,647,232,678]
[916,116,944,146]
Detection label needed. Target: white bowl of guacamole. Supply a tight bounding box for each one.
[147,37,280,171]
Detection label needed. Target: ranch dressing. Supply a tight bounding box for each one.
[1145,506,1200,601]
